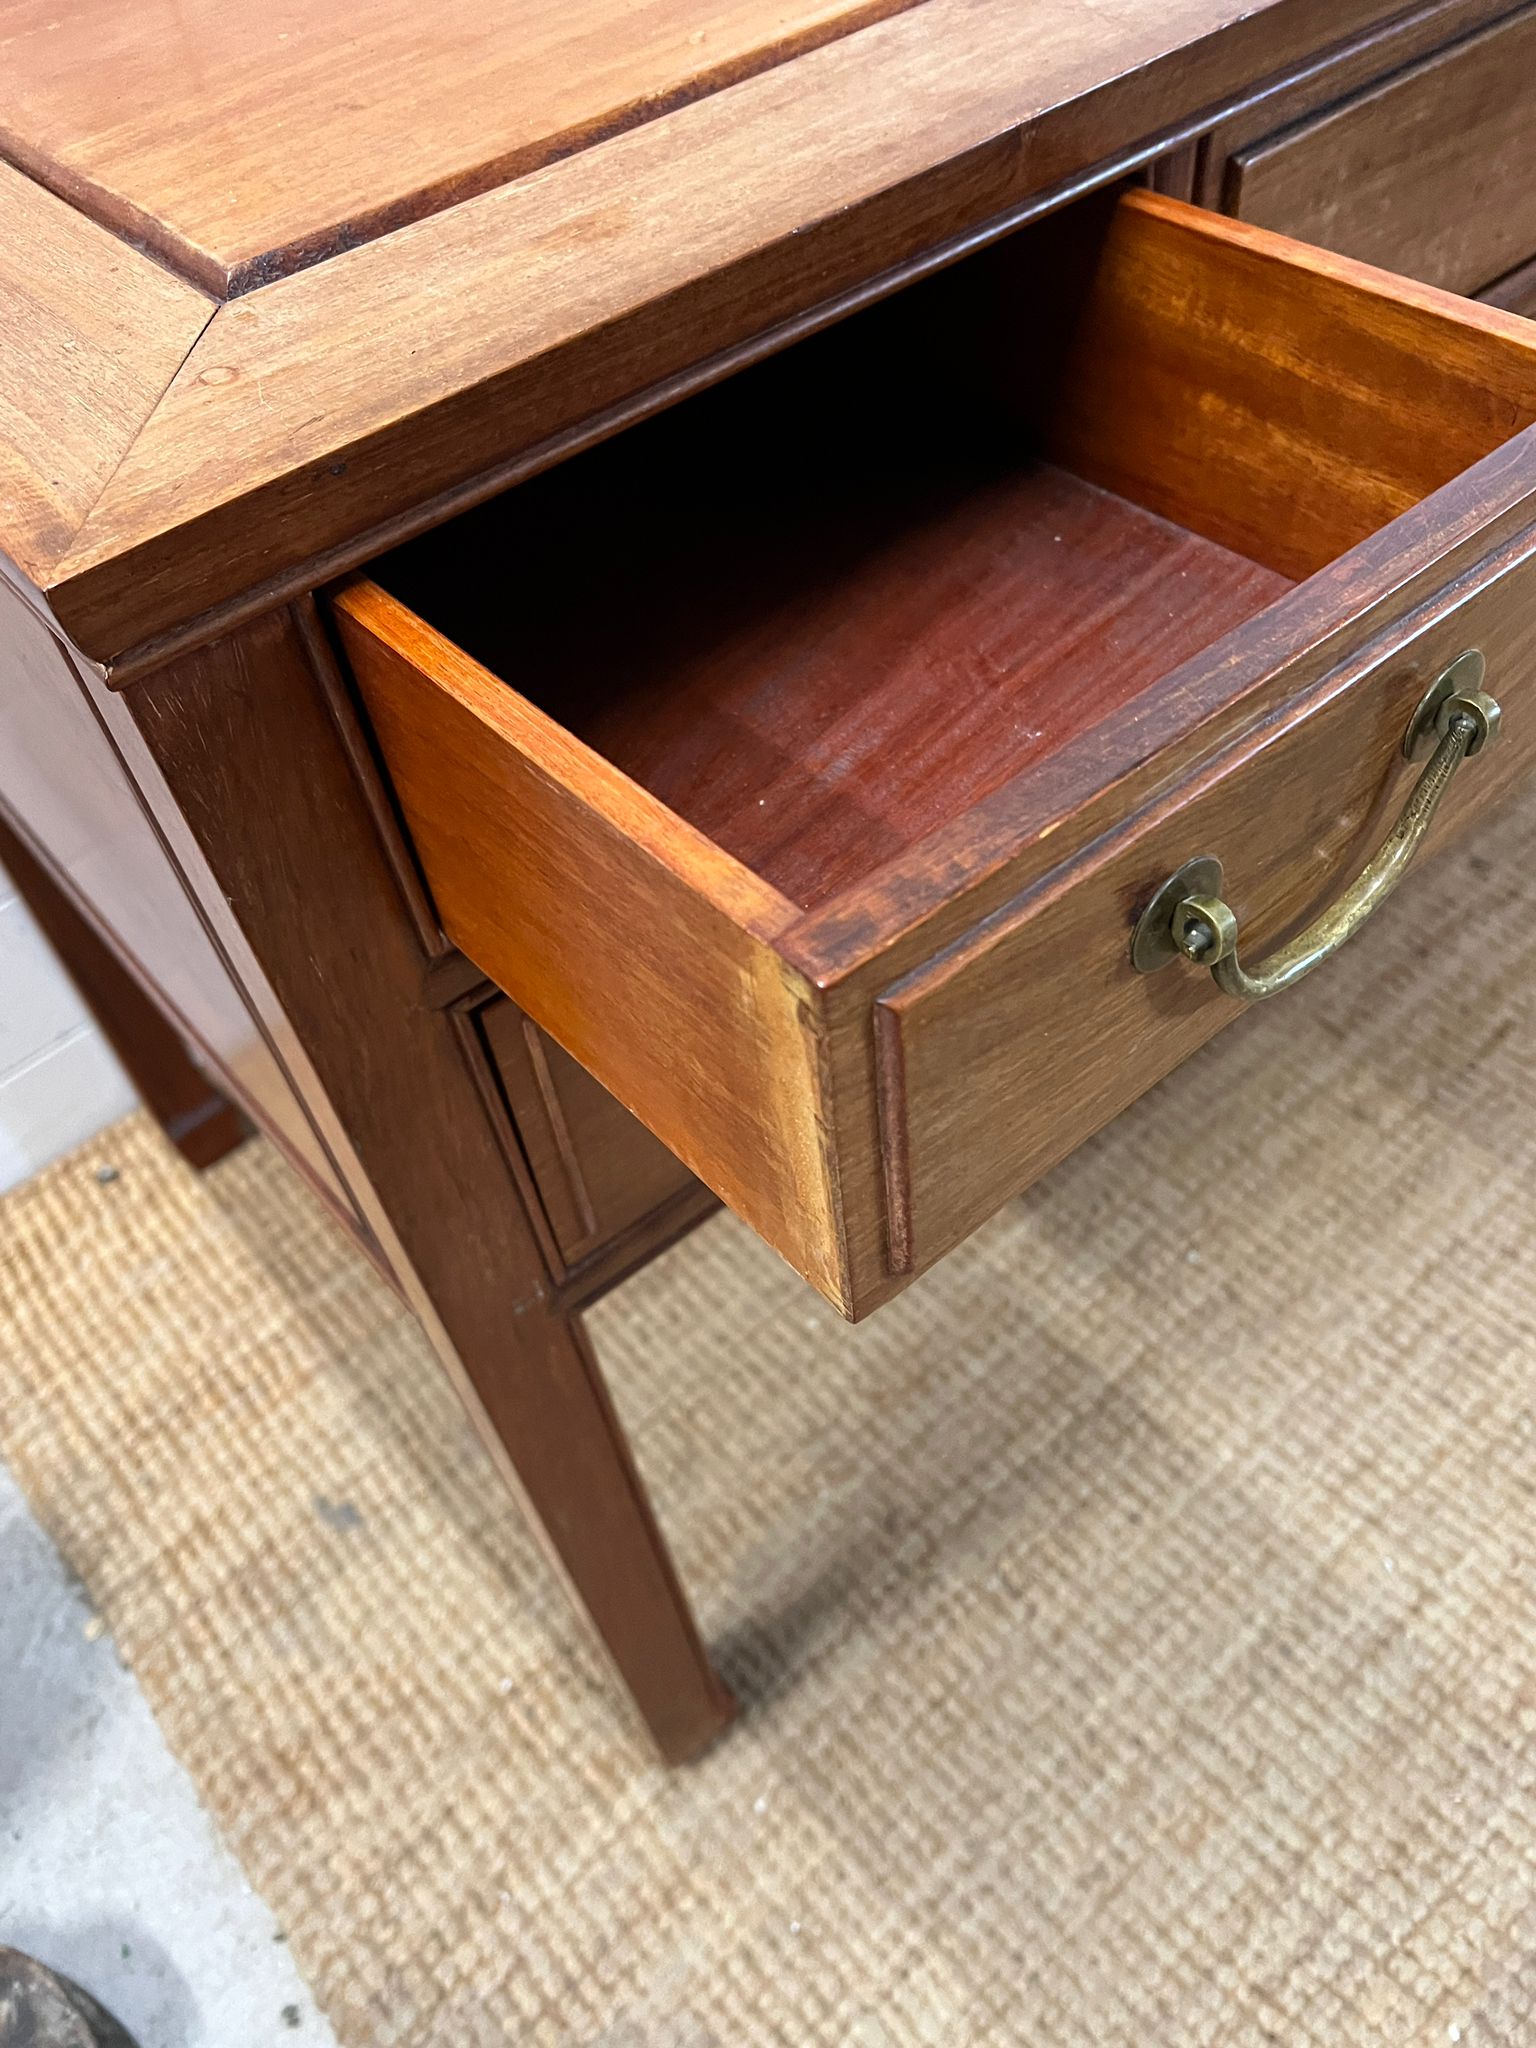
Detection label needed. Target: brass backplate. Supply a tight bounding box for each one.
[1130,855,1225,973]
[1404,648,1487,759]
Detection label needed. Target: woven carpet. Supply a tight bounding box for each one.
[6,798,1536,2047]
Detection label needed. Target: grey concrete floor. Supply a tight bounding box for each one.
[0,1461,339,2047]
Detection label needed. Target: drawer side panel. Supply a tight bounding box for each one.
[335,586,847,1307]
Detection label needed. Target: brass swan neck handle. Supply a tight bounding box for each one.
[1131,650,1501,1002]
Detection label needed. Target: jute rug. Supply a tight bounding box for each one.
[6,798,1536,2047]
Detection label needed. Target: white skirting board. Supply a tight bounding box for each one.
[0,871,136,1194]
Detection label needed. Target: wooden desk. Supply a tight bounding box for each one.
[5,0,1536,1759]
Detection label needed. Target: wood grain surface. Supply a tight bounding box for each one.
[26,0,1415,667]
[1226,4,1536,297]
[0,162,210,588]
[1050,191,1536,583]
[1191,0,1513,210]
[0,0,922,295]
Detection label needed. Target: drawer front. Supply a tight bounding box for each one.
[1226,6,1536,298]
[875,538,1536,1277]
[480,996,698,1266]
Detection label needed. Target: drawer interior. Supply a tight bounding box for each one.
[367,187,1536,918]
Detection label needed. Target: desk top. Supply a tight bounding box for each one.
[0,0,919,293]
[0,0,1409,671]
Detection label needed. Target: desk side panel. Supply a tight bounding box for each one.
[0,577,362,1231]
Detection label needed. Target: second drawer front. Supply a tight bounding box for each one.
[481,997,698,1268]
[1227,6,1536,298]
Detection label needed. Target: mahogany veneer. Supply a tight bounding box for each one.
[0,0,921,294]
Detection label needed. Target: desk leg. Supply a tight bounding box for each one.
[463,1291,739,1762]
[0,810,246,1170]
[89,606,735,1763]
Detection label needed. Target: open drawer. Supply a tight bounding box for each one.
[333,190,1536,1319]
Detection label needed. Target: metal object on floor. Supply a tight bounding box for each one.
[0,1949,139,2048]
